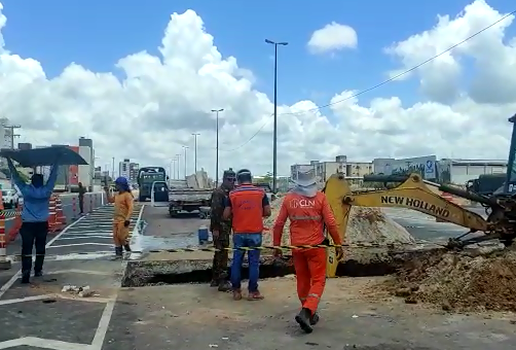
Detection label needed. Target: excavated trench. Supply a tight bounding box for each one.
[121,245,445,287]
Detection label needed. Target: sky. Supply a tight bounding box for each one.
[0,0,516,179]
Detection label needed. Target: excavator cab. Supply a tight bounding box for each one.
[503,114,516,195]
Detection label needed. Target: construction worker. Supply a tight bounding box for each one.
[273,166,344,333]
[6,157,59,284]
[104,177,133,259]
[78,182,86,215]
[209,168,236,291]
[223,169,271,301]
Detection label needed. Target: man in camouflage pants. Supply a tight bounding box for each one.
[210,168,236,291]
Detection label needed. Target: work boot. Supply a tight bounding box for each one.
[218,280,231,292]
[295,308,313,334]
[34,271,43,277]
[21,271,30,284]
[233,288,242,301]
[247,290,264,301]
[123,244,132,252]
[310,312,320,326]
[112,247,123,260]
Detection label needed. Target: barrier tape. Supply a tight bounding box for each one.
[0,210,18,218]
[142,240,438,254]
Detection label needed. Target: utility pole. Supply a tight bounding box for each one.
[3,124,21,149]
[176,153,181,179]
[182,145,189,178]
[112,157,115,179]
[192,133,200,174]
[265,39,288,193]
[211,108,224,187]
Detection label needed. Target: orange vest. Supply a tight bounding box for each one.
[229,185,265,233]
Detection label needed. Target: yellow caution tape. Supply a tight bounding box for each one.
[145,241,419,254]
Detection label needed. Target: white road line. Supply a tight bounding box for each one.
[0,293,113,306]
[0,215,87,299]
[47,243,113,249]
[91,299,117,350]
[0,337,90,350]
[55,236,112,241]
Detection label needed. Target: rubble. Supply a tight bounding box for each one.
[384,248,516,312]
[263,196,415,246]
[61,284,95,298]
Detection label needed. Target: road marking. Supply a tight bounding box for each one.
[0,293,114,306]
[0,215,87,299]
[55,236,112,240]
[47,243,113,249]
[91,299,117,350]
[0,337,90,350]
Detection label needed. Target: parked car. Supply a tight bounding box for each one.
[2,188,20,209]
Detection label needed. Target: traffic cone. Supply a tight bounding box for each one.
[0,211,12,270]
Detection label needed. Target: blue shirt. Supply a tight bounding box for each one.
[7,160,59,223]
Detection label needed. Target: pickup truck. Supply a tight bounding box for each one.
[168,188,213,217]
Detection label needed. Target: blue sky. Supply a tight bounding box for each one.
[1,0,515,110]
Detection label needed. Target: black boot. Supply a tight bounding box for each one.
[218,280,231,292]
[21,271,30,284]
[123,244,132,252]
[295,308,313,333]
[112,247,123,260]
[310,312,320,325]
[34,271,43,277]
[210,279,219,287]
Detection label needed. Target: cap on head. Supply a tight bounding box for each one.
[236,169,252,184]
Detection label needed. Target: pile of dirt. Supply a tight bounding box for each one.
[263,196,415,247]
[387,249,516,312]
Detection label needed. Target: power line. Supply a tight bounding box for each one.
[216,9,515,152]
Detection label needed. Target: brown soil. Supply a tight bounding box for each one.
[383,248,516,312]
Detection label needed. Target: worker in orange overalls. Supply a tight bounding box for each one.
[104,177,134,259]
[273,166,343,333]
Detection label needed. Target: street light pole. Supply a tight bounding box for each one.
[112,157,115,179]
[192,133,200,173]
[176,154,181,179]
[211,108,224,187]
[265,39,288,193]
[182,145,189,178]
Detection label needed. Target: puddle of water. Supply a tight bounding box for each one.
[139,233,210,251]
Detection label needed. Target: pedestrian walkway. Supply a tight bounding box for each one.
[45,203,144,259]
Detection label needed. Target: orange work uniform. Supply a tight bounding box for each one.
[273,191,342,315]
[108,192,134,246]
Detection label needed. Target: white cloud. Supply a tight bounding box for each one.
[307,22,358,55]
[1,0,516,181]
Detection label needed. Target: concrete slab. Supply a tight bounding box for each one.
[103,277,516,350]
[0,299,105,344]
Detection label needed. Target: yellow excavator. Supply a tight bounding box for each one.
[324,113,516,277]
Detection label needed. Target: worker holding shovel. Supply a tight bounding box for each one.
[273,166,344,334]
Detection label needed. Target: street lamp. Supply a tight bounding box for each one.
[265,39,288,193]
[176,154,181,179]
[211,108,224,187]
[182,145,189,178]
[192,133,200,173]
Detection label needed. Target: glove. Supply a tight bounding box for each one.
[124,220,130,227]
[335,246,344,261]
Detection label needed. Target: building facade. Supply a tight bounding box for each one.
[372,155,438,180]
[437,158,507,185]
[119,159,140,183]
[291,155,373,184]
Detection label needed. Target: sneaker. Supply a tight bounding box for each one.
[233,289,242,301]
[247,291,265,301]
[34,271,43,277]
[295,308,313,334]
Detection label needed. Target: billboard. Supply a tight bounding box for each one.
[373,155,437,180]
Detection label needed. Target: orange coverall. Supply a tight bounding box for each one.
[107,192,134,246]
[273,191,342,315]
